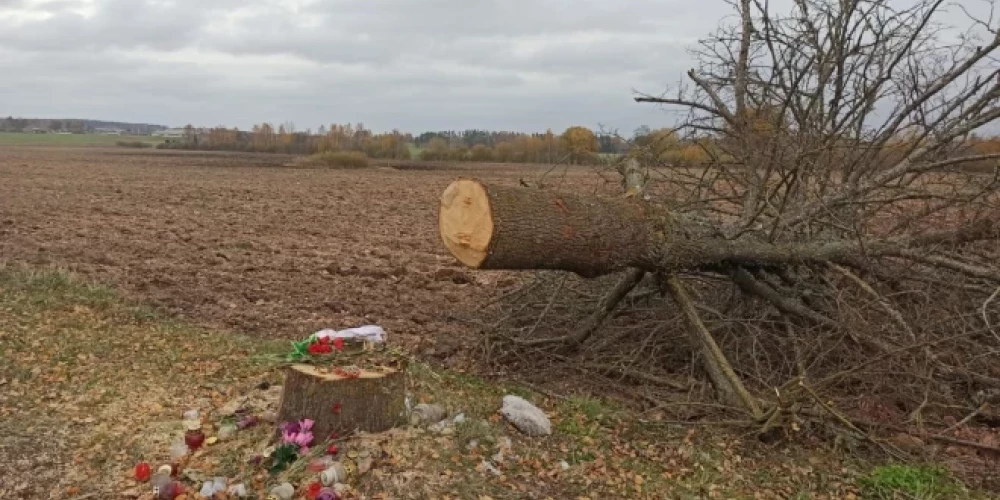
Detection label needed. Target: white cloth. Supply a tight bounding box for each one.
[314,325,387,343]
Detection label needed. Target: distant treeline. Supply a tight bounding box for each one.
[0,116,166,134]
[156,123,645,165]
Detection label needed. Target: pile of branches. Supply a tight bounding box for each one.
[460,0,1000,457]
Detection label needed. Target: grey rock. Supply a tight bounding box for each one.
[227,483,247,498]
[410,403,447,426]
[270,482,295,500]
[499,395,551,436]
[320,463,347,486]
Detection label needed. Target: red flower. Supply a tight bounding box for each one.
[333,338,345,351]
[308,342,333,355]
[319,336,331,345]
[330,432,339,440]
[326,443,339,455]
[332,402,342,414]
[134,462,151,482]
[306,481,322,500]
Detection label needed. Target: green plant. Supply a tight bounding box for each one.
[859,465,966,500]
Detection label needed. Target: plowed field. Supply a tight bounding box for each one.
[0,147,573,363]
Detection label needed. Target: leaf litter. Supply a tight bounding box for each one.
[0,267,993,499]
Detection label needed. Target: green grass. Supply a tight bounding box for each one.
[0,132,164,147]
[860,464,970,500]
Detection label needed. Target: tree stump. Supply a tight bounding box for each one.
[275,362,407,440]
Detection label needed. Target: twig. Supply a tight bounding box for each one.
[937,403,989,436]
[981,286,1000,344]
[582,362,690,391]
[731,267,837,328]
[637,419,753,427]
[852,417,1000,454]
[515,379,570,401]
[797,382,909,460]
[522,274,568,340]
[518,268,645,347]
[638,392,746,416]
[666,274,764,419]
[829,262,916,341]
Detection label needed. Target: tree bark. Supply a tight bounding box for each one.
[276,363,407,440]
[438,179,998,278]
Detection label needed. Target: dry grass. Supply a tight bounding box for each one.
[295,151,371,169]
[0,265,958,499]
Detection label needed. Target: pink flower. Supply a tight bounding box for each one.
[295,431,314,447]
[281,426,314,455]
[300,419,314,431]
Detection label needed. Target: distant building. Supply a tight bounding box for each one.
[27,127,48,134]
[94,127,126,135]
[152,128,187,138]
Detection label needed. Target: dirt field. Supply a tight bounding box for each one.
[0,147,575,363]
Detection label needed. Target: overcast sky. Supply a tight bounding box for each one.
[0,0,725,133]
[0,0,994,135]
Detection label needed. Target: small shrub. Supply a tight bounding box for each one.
[115,140,151,149]
[859,465,966,500]
[298,151,370,169]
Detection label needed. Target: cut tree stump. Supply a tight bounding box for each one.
[275,363,407,440]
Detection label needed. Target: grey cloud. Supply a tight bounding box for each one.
[0,0,719,132]
[1,4,195,52]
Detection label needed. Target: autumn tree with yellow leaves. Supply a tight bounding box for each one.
[559,126,598,164]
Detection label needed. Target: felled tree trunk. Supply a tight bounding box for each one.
[439,178,656,277]
[438,179,995,277]
[275,364,407,440]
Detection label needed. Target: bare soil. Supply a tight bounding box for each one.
[0,147,575,364]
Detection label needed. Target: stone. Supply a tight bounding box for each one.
[227,483,247,498]
[410,403,446,426]
[270,482,295,500]
[199,481,215,498]
[499,395,551,436]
